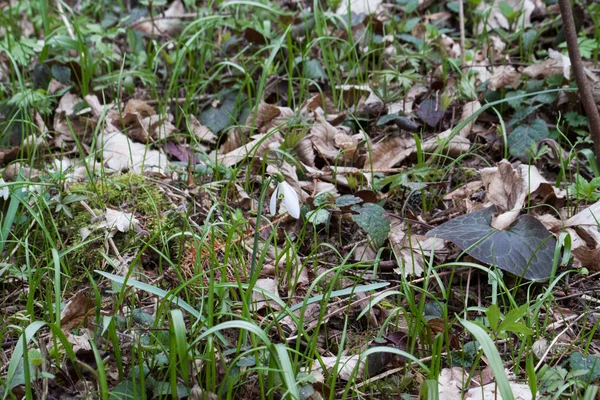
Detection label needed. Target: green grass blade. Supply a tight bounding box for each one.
[460,319,515,400]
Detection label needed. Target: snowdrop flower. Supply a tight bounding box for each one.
[270,173,300,219]
[0,179,8,200]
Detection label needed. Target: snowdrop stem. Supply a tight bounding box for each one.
[247,176,275,300]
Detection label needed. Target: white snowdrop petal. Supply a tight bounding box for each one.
[280,182,300,219]
[0,179,8,200]
[269,187,279,216]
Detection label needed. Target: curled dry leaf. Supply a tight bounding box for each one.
[294,136,316,166]
[564,200,600,270]
[523,49,571,80]
[85,95,168,172]
[60,292,95,332]
[56,92,82,116]
[487,65,521,91]
[335,0,383,16]
[134,0,185,36]
[312,355,364,382]
[218,132,283,167]
[443,180,484,201]
[389,220,446,277]
[101,129,168,172]
[252,278,282,311]
[98,209,139,233]
[247,101,294,134]
[481,161,564,230]
[439,33,461,59]
[189,115,217,144]
[309,115,355,162]
[364,136,414,170]
[476,0,535,34]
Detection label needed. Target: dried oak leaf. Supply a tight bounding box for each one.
[488,65,520,91]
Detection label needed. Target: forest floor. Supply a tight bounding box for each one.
[1,0,600,399]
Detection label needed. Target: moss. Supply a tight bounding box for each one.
[62,173,186,279]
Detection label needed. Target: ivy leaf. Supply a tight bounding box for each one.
[416,99,445,127]
[307,209,330,225]
[569,352,600,383]
[508,119,549,160]
[336,195,362,207]
[351,203,390,248]
[426,206,555,281]
[198,91,240,134]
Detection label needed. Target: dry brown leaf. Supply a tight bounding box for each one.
[294,136,316,166]
[481,160,527,230]
[312,355,364,381]
[564,200,600,270]
[189,115,217,144]
[134,0,185,35]
[60,292,95,332]
[364,136,414,170]
[252,278,282,311]
[218,132,283,167]
[402,84,429,114]
[572,247,600,271]
[85,95,168,172]
[443,180,483,201]
[439,33,461,58]
[438,367,469,399]
[56,92,82,116]
[488,65,521,91]
[389,220,445,277]
[476,0,535,34]
[523,49,571,80]
[309,117,349,161]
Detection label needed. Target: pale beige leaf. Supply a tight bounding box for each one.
[523,49,571,80]
[312,355,364,381]
[336,0,383,16]
[218,132,283,167]
[134,0,185,35]
[189,115,217,144]
[252,278,281,311]
[565,199,600,227]
[488,66,520,91]
[98,209,139,233]
[364,136,414,170]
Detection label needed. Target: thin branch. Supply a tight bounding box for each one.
[558,0,600,170]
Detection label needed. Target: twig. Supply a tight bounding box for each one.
[55,0,76,40]
[558,0,600,170]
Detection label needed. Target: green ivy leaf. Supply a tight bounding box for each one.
[335,195,362,207]
[426,206,555,281]
[198,91,240,134]
[307,209,330,225]
[570,352,600,383]
[508,119,549,160]
[351,203,390,248]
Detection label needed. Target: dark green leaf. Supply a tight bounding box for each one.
[351,203,390,248]
[508,119,549,160]
[570,352,600,382]
[51,64,71,84]
[416,99,445,127]
[336,195,362,207]
[426,206,556,281]
[198,91,239,134]
[32,64,52,90]
[307,209,330,225]
[302,59,327,80]
[377,113,399,126]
